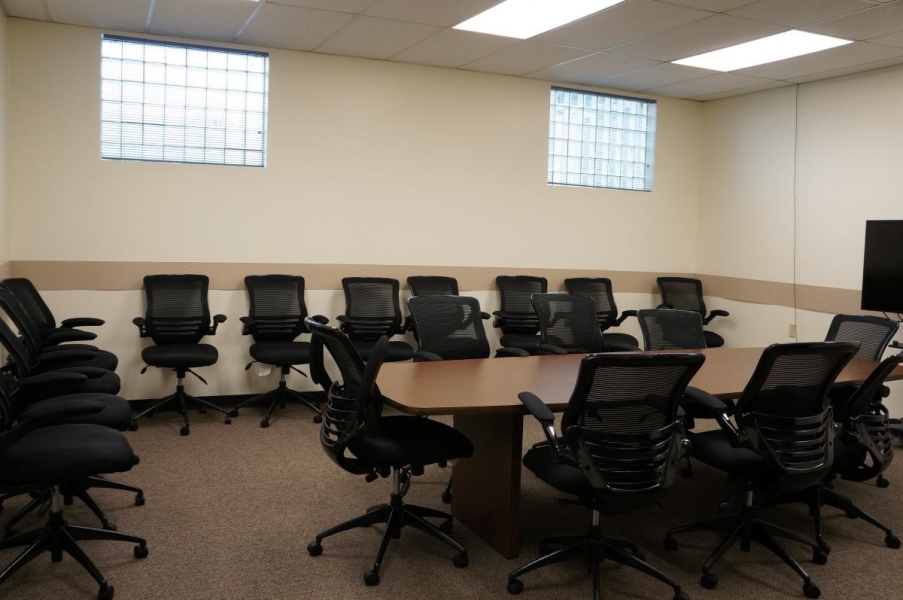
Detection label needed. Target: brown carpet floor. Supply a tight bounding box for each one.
[2,406,902,600]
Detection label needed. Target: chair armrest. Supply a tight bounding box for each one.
[403,315,415,333]
[308,315,329,325]
[209,314,227,334]
[682,386,740,443]
[615,310,638,325]
[704,309,730,325]
[240,316,254,336]
[133,317,147,337]
[36,349,98,363]
[519,391,561,459]
[16,371,89,388]
[19,398,105,422]
[60,317,105,328]
[480,311,491,320]
[604,341,641,352]
[492,310,505,329]
[495,347,530,358]
[41,344,98,353]
[46,329,96,344]
[413,351,444,362]
[537,344,568,355]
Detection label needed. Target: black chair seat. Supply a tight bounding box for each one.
[36,349,119,373]
[142,343,218,368]
[353,340,413,362]
[499,333,541,353]
[689,429,770,480]
[348,416,473,468]
[523,443,590,497]
[602,332,640,348]
[249,341,311,366]
[833,435,867,473]
[29,394,134,430]
[23,368,121,402]
[703,331,724,348]
[0,424,137,486]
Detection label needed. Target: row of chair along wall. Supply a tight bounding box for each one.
[24,272,883,403]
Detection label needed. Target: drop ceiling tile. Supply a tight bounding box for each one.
[691,79,789,100]
[787,53,903,82]
[149,0,259,42]
[803,1,903,40]
[267,0,376,13]
[315,15,440,60]
[3,0,47,20]
[657,0,759,10]
[599,61,713,90]
[363,0,500,27]
[728,0,878,28]
[645,72,775,97]
[535,0,712,51]
[870,31,903,46]
[613,14,786,61]
[461,41,592,76]
[737,40,903,79]
[525,52,659,85]
[391,29,518,68]
[46,0,150,32]
[238,3,353,51]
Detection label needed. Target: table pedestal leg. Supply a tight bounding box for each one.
[451,412,523,558]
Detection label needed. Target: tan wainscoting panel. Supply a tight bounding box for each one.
[0,262,10,280]
[699,274,864,315]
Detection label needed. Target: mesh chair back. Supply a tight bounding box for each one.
[407,296,489,360]
[307,319,386,476]
[341,277,403,340]
[2,278,55,333]
[142,274,211,345]
[496,275,547,335]
[825,314,898,361]
[657,277,706,316]
[564,277,619,330]
[533,293,606,353]
[0,379,13,438]
[244,275,309,342]
[561,353,705,495]
[0,317,36,378]
[638,309,706,350]
[0,286,47,358]
[736,342,858,487]
[407,276,459,297]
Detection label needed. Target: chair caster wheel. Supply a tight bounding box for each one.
[673,591,690,600]
[877,476,890,489]
[886,534,901,549]
[224,418,232,425]
[179,426,190,436]
[441,491,452,504]
[506,579,523,595]
[135,493,145,507]
[128,422,138,431]
[260,419,270,428]
[812,550,827,565]
[439,520,453,534]
[364,570,380,586]
[199,408,207,414]
[103,522,117,532]
[453,553,468,568]
[845,510,858,519]
[98,585,114,600]
[681,467,692,478]
[307,541,322,556]
[818,540,831,554]
[700,572,718,589]
[134,544,148,559]
[229,409,239,418]
[313,415,323,424]
[803,581,821,599]
[4,529,18,539]
[663,537,678,551]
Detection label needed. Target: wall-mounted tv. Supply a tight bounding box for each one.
[862,220,903,313]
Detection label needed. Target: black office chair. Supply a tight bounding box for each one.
[531,293,637,355]
[664,341,859,598]
[564,277,639,348]
[131,274,235,436]
[304,320,472,586]
[2,277,107,345]
[493,275,547,354]
[657,277,729,348]
[508,352,705,600]
[338,277,413,363]
[0,285,118,373]
[0,387,148,600]
[637,309,707,351]
[235,275,322,428]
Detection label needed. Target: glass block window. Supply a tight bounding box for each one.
[100,35,269,167]
[548,87,657,191]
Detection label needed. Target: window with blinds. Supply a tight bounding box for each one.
[548,87,656,192]
[100,35,269,167]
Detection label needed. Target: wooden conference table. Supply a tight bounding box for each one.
[376,347,903,559]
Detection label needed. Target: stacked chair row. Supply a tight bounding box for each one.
[0,278,147,600]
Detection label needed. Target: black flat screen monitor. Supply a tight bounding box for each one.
[862,220,903,313]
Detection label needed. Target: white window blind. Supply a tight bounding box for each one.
[101,35,269,167]
[548,87,656,192]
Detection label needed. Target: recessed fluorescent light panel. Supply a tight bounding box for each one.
[673,30,852,72]
[454,0,625,40]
